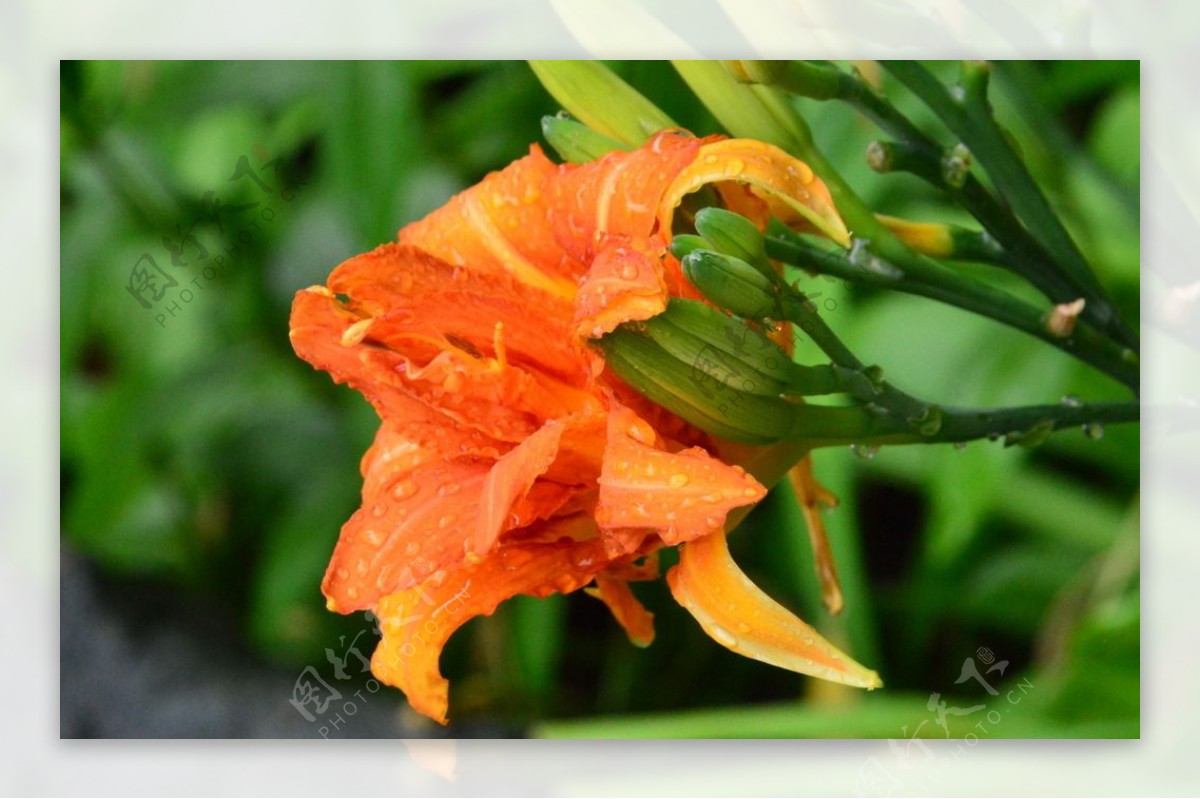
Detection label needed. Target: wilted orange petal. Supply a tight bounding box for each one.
[668,529,882,689]
[587,575,655,647]
[370,534,620,725]
[596,405,766,544]
[788,455,844,615]
[658,138,850,246]
[574,236,669,339]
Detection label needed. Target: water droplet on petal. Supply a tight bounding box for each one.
[391,480,418,501]
[619,262,640,280]
[404,541,420,556]
[438,514,457,529]
[437,483,461,497]
[708,624,739,648]
[736,621,752,634]
[669,473,690,489]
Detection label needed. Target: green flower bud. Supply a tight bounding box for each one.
[643,299,792,397]
[682,250,778,321]
[597,323,797,445]
[668,234,711,262]
[694,207,770,273]
[541,115,630,164]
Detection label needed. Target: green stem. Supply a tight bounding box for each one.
[880,60,1137,351]
[774,293,928,420]
[869,139,1089,301]
[767,230,1140,392]
[784,400,1137,450]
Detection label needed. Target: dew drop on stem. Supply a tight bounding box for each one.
[850,443,880,460]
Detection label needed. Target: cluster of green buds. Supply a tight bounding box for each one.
[598,208,873,445]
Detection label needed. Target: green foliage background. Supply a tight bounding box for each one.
[60,60,1139,737]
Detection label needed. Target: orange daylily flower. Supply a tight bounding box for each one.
[289,131,879,725]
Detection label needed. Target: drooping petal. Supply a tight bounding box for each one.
[788,455,844,615]
[370,534,627,725]
[668,529,882,689]
[596,404,766,544]
[587,575,656,647]
[657,138,850,246]
[574,236,669,339]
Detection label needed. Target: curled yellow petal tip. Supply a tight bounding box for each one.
[659,138,851,248]
[668,529,882,690]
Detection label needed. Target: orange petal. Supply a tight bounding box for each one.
[574,236,669,339]
[474,419,567,555]
[370,534,622,725]
[549,131,706,262]
[398,146,582,301]
[322,424,490,613]
[587,575,655,647]
[326,243,592,388]
[658,138,850,246]
[291,288,516,456]
[668,529,882,689]
[292,247,606,443]
[596,405,766,544]
[324,413,586,613]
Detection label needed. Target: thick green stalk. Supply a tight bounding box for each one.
[782,400,1137,450]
